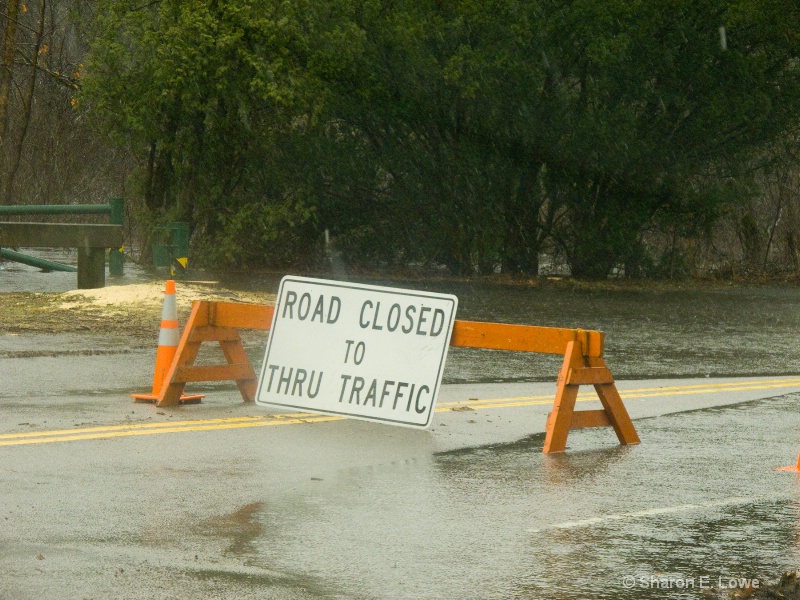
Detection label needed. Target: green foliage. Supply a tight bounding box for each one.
[82,0,800,276]
[83,0,326,265]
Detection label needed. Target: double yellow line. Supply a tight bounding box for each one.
[0,414,342,447]
[441,377,800,410]
[2,378,799,447]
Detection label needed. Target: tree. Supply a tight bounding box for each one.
[535,0,800,277]
[0,0,20,145]
[82,0,800,277]
[0,0,125,207]
[83,0,360,264]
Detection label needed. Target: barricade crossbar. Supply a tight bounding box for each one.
[153,301,639,453]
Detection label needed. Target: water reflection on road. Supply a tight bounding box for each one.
[223,396,800,599]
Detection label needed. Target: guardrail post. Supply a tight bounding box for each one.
[108,197,124,277]
[77,246,106,289]
[0,200,125,286]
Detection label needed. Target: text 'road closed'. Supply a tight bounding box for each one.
[255,277,458,428]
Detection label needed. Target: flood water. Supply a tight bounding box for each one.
[5,250,800,381]
[432,281,800,383]
[228,274,800,384]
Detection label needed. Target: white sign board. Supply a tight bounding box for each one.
[255,276,458,428]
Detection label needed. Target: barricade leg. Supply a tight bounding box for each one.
[543,341,582,453]
[156,301,259,407]
[590,357,640,447]
[543,341,640,453]
[218,329,258,401]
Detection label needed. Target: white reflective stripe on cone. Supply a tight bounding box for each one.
[158,326,180,347]
[161,294,177,319]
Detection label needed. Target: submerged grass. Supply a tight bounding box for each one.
[1,292,161,337]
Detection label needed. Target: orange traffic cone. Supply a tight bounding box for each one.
[131,280,203,404]
[776,453,800,472]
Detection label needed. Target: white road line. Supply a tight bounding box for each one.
[528,495,786,533]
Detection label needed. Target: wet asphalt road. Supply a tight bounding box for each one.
[6,259,800,598]
[3,334,800,599]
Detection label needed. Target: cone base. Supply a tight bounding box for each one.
[776,465,800,472]
[131,393,204,405]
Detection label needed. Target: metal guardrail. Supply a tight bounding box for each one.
[0,198,124,288]
[0,203,118,216]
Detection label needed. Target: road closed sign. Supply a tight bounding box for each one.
[255,276,458,428]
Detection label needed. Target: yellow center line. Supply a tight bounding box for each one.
[2,377,799,447]
[438,377,800,408]
[0,413,321,440]
[459,382,800,411]
[0,416,343,447]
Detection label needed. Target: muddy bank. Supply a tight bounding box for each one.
[1,282,276,338]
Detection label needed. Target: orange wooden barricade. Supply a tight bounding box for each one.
[154,300,639,453]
